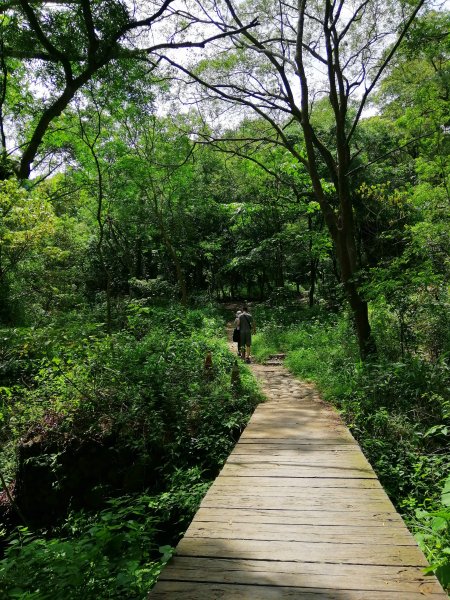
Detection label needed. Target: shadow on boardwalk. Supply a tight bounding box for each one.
[150,532,443,599]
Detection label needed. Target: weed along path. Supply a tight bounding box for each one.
[149,329,447,599]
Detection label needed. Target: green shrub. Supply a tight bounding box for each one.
[1,303,260,479]
[413,475,450,592]
[0,303,262,598]
[0,495,168,599]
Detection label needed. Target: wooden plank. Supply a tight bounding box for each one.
[223,453,367,463]
[194,507,405,526]
[205,487,394,503]
[220,463,377,478]
[245,414,345,424]
[258,398,330,403]
[150,581,447,599]
[231,444,359,453]
[156,557,444,594]
[175,537,429,566]
[249,400,333,407]
[185,521,416,545]
[200,495,394,512]
[230,444,361,453]
[243,409,344,419]
[243,424,350,433]
[214,476,383,489]
[239,430,356,442]
[242,425,351,435]
[253,402,336,409]
[227,454,372,467]
[241,429,351,439]
[237,438,355,445]
[247,413,343,422]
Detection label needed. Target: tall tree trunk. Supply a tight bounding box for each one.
[159,226,188,306]
[345,279,374,358]
[309,259,318,308]
[293,0,377,358]
[335,225,375,357]
[308,216,317,307]
[135,236,144,279]
[275,241,284,287]
[145,187,188,306]
[79,112,112,332]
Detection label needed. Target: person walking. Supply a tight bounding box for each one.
[239,304,255,363]
[234,310,242,355]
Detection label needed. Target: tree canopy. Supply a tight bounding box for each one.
[0,0,256,179]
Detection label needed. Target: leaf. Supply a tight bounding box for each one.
[435,564,450,588]
[441,475,450,507]
[431,516,448,533]
[158,545,173,563]
[424,424,449,438]
[8,589,25,598]
[415,508,430,519]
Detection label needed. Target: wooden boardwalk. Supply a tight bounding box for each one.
[150,357,448,599]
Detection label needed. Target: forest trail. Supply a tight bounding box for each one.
[149,325,447,599]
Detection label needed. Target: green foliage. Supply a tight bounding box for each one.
[0,496,168,599]
[252,307,357,393]
[413,475,450,591]
[364,235,450,360]
[0,468,213,599]
[0,303,261,598]
[146,467,211,531]
[128,278,177,301]
[0,303,260,479]
[0,180,56,322]
[0,6,448,596]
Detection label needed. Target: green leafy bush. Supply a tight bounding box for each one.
[0,496,167,599]
[0,303,262,598]
[413,475,450,591]
[0,469,212,599]
[128,278,177,301]
[1,303,260,479]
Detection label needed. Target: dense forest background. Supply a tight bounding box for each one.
[0,0,449,597]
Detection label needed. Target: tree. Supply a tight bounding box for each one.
[55,101,234,305]
[163,0,428,357]
[0,0,256,180]
[378,10,449,197]
[0,178,55,321]
[360,11,450,359]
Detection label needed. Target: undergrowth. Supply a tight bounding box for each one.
[0,301,262,599]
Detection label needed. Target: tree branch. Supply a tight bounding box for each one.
[347,0,426,143]
[140,18,259,54]
[346,129,438,176]
[80,0,98,65]
[19,0,73,82]
[162,54,308,170]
